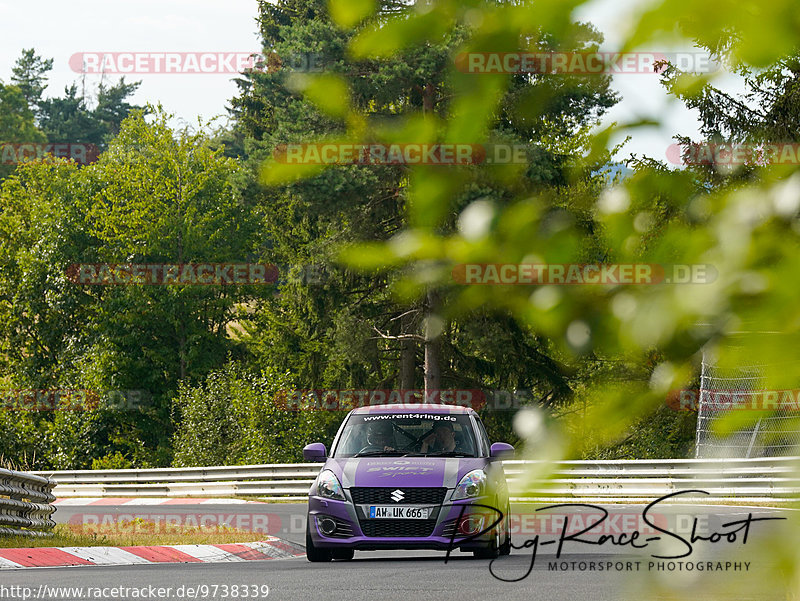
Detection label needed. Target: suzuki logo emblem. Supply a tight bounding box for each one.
[390,489,405,502]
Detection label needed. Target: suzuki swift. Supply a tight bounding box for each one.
[303,404,514,561]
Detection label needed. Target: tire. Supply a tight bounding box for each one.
[472,521,500,559]
[331,548,355,561]
[306,520,332,562]
[499,501,511,556]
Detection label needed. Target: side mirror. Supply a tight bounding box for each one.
[490,442,515,460]
[303,442,327,462]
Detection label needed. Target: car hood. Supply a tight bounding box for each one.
[324,456,488,489]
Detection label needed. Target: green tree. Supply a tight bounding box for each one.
[10,48,53,111]
[38,79,142,150]
[0,109,266,467]
[0,158,125,470]
[0,160,92,385]
[172,362,340,466]
[75,109,266,464]
[230,0,615,431]
[0,83,46,179]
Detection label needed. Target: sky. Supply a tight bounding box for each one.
[0,0,739,163]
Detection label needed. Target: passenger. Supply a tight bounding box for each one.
[420,422,459,453]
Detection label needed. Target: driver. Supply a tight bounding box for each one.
[366,422,396,451]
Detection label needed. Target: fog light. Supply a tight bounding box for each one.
[458,516,485,535]
[318,517,337,536]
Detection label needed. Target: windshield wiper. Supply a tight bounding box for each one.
[353,450,406,457]
[426,451,471,457]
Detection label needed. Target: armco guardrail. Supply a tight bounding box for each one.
[0,469,57,537]
[503,456,800,503]
[36,457,800,503]
[36,465,319,500]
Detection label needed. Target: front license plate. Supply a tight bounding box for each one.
[368,506,431,519]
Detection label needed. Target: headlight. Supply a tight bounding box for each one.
[451,469,487,500]
[315,470,346,501]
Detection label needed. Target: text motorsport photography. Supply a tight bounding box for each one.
[480,492,784,583]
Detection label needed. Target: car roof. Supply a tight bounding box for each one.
[349,403,477,416]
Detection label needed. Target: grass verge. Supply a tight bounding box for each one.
[0,522,271,549]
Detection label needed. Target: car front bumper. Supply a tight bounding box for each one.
[307,493,504,551]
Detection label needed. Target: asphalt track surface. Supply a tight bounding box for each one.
[4,502,795,601]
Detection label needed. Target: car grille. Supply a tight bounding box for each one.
[350,487,447,505]
[441,520,457,538]
[359,519,438,538]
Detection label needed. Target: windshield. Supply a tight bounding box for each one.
[332,412,479,458]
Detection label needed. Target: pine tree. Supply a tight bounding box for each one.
[229,0,617,414]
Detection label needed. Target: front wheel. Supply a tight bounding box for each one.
[472,523,500,559]
[306,520,332,562]
[499,502,511,555]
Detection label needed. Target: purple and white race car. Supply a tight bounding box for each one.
[303,403,515,561]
